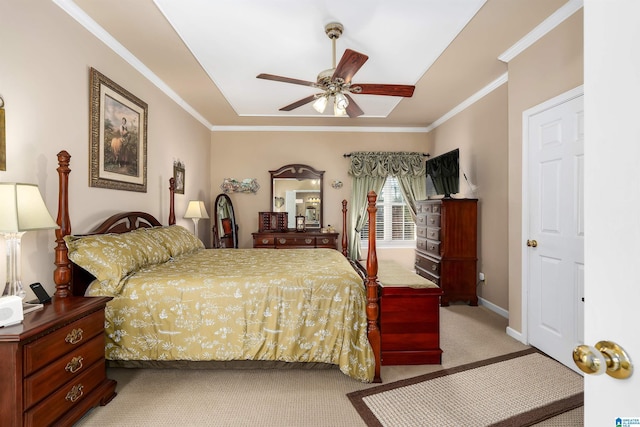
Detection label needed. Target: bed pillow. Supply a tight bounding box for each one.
[64,234,136,295]
[147,225,205,257]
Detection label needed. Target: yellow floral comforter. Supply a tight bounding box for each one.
[87,248,375,382]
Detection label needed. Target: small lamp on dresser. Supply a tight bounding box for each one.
[0,183,58,299]
[184,200,209,235]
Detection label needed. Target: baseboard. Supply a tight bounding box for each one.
[506,326,526,344]
[478,296,508,318]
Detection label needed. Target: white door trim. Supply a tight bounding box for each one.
[520,85,584,344]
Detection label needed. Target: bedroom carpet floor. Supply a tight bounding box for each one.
[74,304,584,426]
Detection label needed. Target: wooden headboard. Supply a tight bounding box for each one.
[52,151,177,297]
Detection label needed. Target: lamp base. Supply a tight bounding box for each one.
[2,232,26,300]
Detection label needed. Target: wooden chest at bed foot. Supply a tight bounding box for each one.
[380,286,443,365]
[0,296,117,426]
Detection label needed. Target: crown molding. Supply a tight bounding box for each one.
[53,0,213,129]
[425,72,508,132]
[210,126,430,133]
[498,0,583,63]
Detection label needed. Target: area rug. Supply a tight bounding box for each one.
[347,348,583,427]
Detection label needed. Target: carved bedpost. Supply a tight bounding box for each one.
[54,150,71,298]
[168,177,176,225]
[366,191,381,383]
[341,199,348,257]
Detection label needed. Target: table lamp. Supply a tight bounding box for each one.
[183,200,209,235]
[0,183,59,299]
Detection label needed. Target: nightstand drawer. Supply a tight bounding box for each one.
[24,310,104,375]
[24,334,105,408]
[23,359,106,427]
[425,240,440,257]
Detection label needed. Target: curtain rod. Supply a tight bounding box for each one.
[343,152,430,158]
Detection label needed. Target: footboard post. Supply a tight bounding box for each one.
[341,199,348,257]
[54,150,71,298]
[168,177,176,225]
[366,191,382,383]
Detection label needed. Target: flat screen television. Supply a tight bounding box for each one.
[426,148,460,198]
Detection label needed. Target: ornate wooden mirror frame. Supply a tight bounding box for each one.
[212,193,238,248]
[270,164,324,229]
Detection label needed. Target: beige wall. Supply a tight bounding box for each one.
[429,85,510,310]
[0,1,211,298]
[210,131,429,270]
[506,11,584,332]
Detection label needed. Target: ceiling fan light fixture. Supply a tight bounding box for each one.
[333,100,347,116]
[335,92,349,110]
[312,96,328,113]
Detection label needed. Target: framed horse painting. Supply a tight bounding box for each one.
[89,67,148,192]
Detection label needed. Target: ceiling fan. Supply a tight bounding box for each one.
[256,23,415,118]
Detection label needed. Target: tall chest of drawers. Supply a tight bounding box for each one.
[0,296,116,426]
[415,199,478,306]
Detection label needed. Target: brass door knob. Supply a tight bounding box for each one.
[526,239,538,247]
[573,341,633,379]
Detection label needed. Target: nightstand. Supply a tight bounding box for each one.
[0,296,117,426]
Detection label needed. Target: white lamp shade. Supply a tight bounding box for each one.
[0,183,58,232]
[312,96,328,114]
[184,200,209,219]
[334,92,349,110]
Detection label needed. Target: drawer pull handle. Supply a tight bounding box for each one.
[305,238,313,244]
[432,265,437,271]
[262,239,269,244]
[65,328,84,345]
[65,384,84,402]
[430,218,435,224]
[65,356,84,374]
[278,238,286,244]
[429,245,435,251]
[321,238,329,244]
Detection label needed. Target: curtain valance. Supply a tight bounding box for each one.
[348,152,426,178]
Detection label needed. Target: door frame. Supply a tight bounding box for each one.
[520,85,584,344]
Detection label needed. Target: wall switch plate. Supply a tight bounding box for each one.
[479,272,485,281]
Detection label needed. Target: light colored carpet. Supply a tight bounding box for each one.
[347,349,583,426]
[74,305,584,426]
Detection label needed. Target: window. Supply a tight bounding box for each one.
[360,177,415,246]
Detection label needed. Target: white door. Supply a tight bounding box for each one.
[526,91,584,373]
[584,0,640,423]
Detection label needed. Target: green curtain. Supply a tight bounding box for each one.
[347,152,426,260]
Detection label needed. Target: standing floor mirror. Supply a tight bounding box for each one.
[213,194,238,248]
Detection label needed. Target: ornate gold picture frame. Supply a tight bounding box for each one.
[89,67,147,192]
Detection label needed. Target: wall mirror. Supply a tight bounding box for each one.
[270,164,324,229]
[213,193,238,248]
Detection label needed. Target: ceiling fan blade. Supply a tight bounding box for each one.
[344,93,364,118]
[257,73,316,88]
[332,49,368,84]
[353,83,415,97]
[279,94,318,111]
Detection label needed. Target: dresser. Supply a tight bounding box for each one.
[252,231,339,249]
[415,198,478,306]
[0,296,116,426]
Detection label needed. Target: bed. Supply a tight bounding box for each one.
[52,150,383,383]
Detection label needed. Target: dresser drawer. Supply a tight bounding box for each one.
[415,213,428,227]
[24,334,105,409]
[416,237,428,253]
[24,310,104,376]
[416,203,430,214]
[316,236,336,248]
[426,214,441,228]
[416,226,428,239]
[416,265,440,285]
[23,359,106,427]
[431,203,441,214]
[426,227,440,241]
[416,255,440,276]
[425,240,441,257]
[254,236,275,247]
[276,236,315,247]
